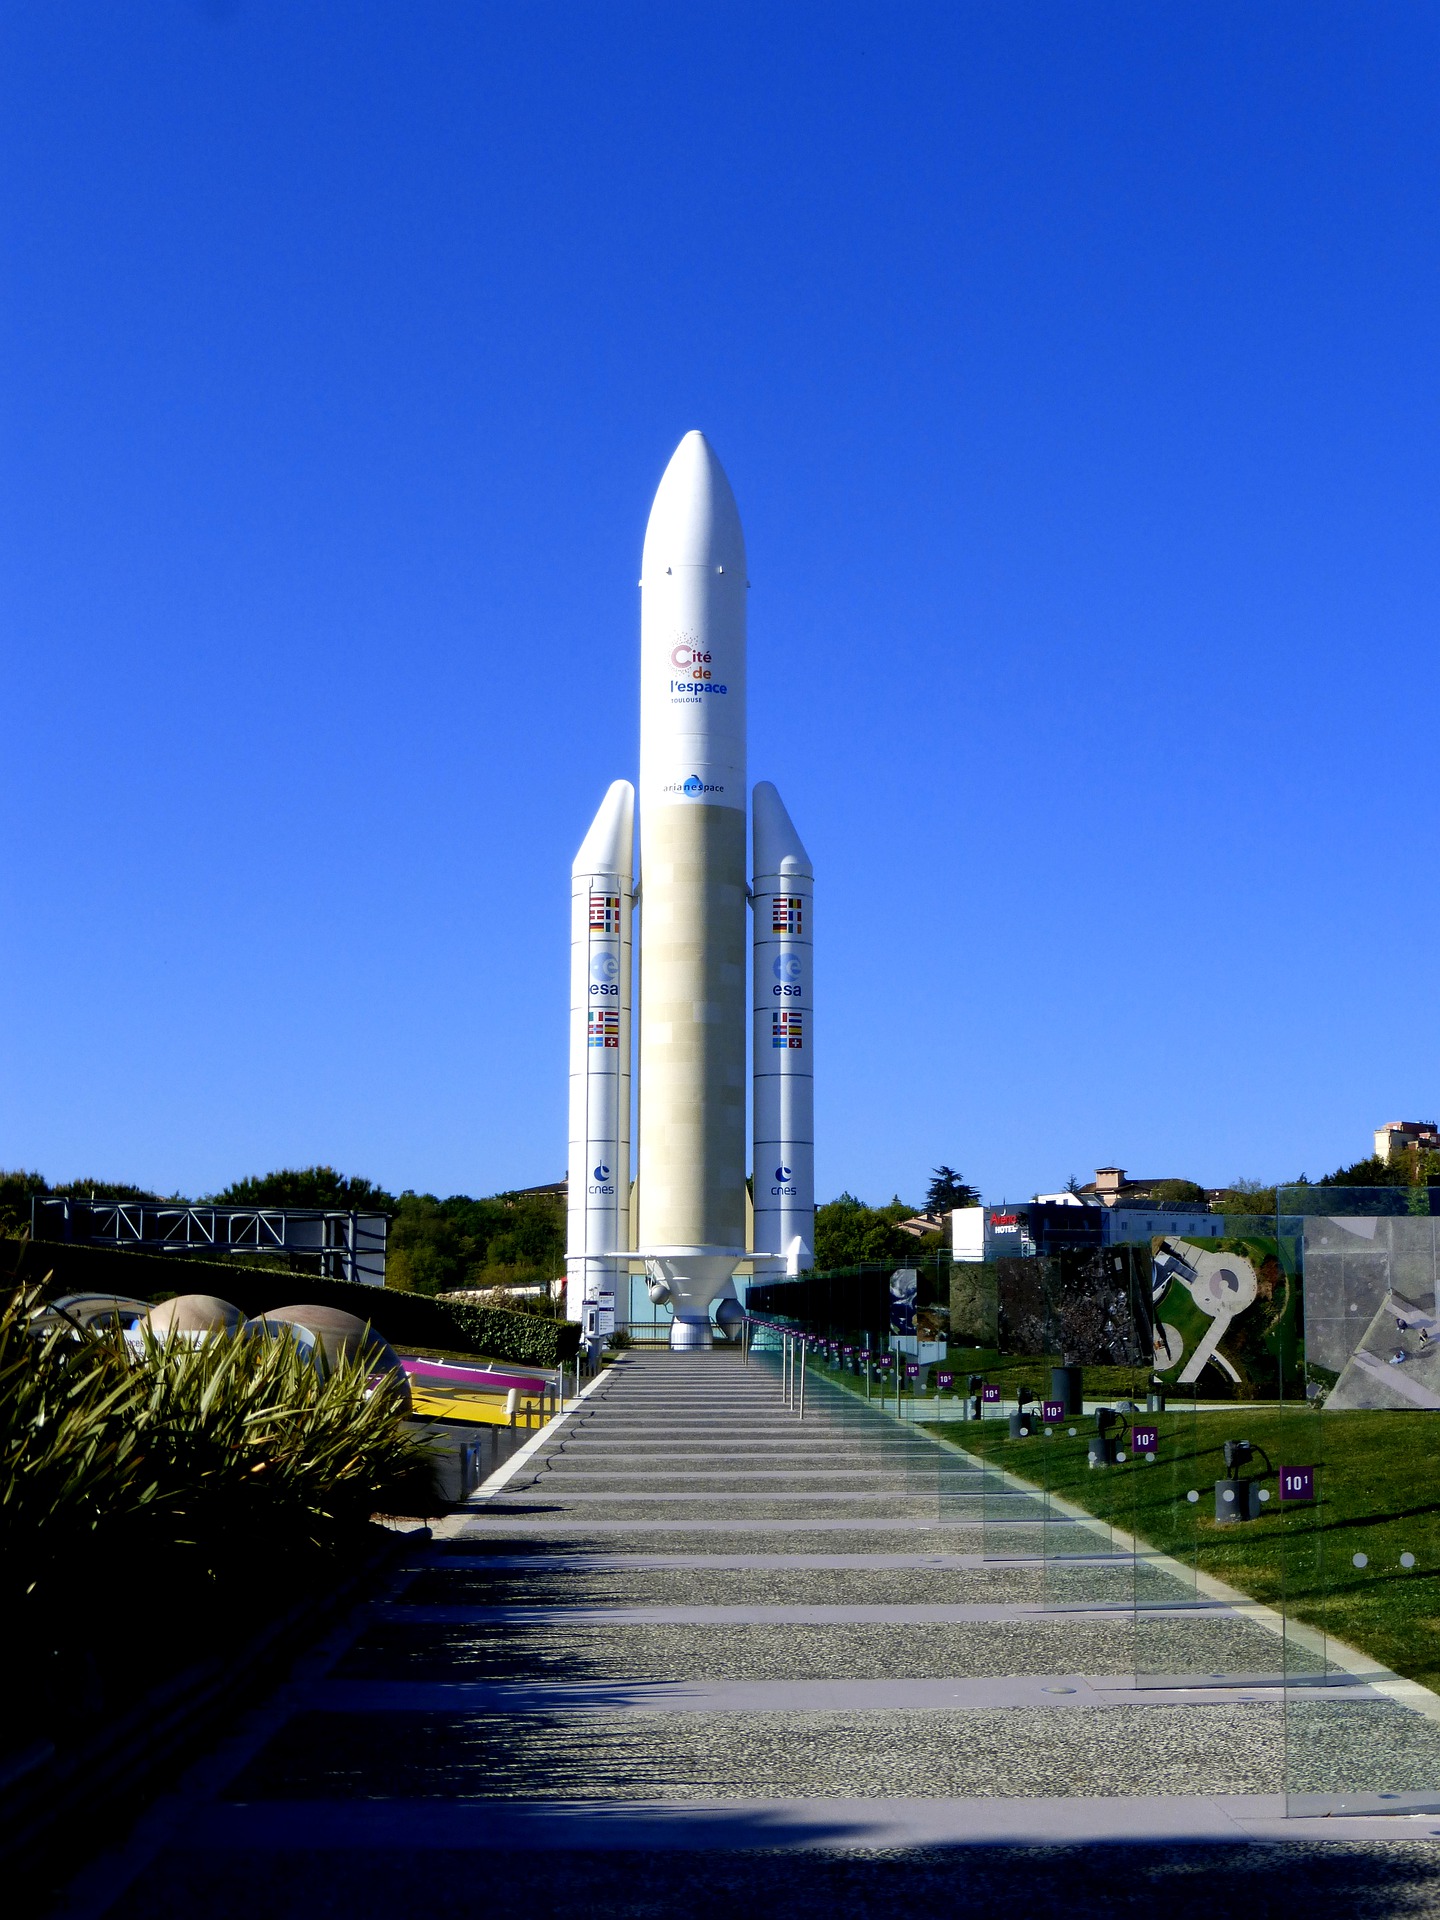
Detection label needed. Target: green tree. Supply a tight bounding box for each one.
[384,1187,567,1298]
[386,1194,470,1296]
[813,1193,917,1269]
[1212,1179,1279,1215]
[0,1170,50,1237]
[482,1191,565,1275]
[1148,1179,1208,1208]
[208,1166,397,1211]
[923,1166,979,1214]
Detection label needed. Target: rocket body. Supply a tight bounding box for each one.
[564,432,813,1349]
[565,781,634,1334]
[752,782,814,1269]
[636,434,749,1341]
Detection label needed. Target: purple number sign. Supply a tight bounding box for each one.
[981,1384,1001,1405]
[937,1371,955,1390]
[1041,1399,1065,1424]
[1132,1425,1158,1454]
[1279,1466,1315,1503]
[905,1362,921,1379]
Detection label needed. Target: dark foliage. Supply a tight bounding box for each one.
[923,1166,979,1214]
[206,1165,399,1210]
[813,1193,916,1269]
[387,1188,566,1296]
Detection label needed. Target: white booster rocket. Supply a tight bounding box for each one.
[565,432,814,1347]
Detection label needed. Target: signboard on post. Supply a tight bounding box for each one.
[981,1384,1000,1406]
[937,1370,954,1391]
[889,1267,918,1336]
[1041,1399,1065,1424]
[1132,1425,1158,1454]
[1280,1466,1315,1503]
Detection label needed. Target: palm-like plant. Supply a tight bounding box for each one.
[1,1278,436,1742]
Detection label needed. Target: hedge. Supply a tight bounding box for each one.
[9,1237,580,1368]
[430,1300,581,1369]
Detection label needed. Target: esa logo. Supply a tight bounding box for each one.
[772,952,802,998]
[589,1161,615,1196]
[771,1162,796,1197]
[589,951,619,997]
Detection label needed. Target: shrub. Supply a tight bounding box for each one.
[439,1300,580,1368]
[0,1279,437,1748]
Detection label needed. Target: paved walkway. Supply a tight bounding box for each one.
[59,1349,1440,1917]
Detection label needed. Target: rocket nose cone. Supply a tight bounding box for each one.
[642,431,747,575]
[753,781,814,881]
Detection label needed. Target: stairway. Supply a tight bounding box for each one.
[63,1348,1440,1918]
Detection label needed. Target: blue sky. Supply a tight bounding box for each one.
[3,3,1438,1205]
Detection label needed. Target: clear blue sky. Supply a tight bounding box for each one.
[3,3,1437,1205]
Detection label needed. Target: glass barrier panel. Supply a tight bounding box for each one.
[1278,1188,1440,1814]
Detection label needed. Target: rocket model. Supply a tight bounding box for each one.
[566,432,814,1347]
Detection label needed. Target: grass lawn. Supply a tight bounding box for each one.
[926,1406,1440,1693]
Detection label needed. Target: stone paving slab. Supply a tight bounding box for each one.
[92,1834,1440,1920]
[480,1496,983,1517]
[226,1703,1291,1799]
[310,1674,1375,1714]
[331,1617,1284,1683]
[437,1523,999,1553]
[400,1566,1128,1607]
[518,1472,959,1490]
[146,1794,1440,1850]
[383,1600,1181,1624]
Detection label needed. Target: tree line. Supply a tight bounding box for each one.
[7,1144,1424,1298]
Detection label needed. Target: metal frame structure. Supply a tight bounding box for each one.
[30,1197,388,1287]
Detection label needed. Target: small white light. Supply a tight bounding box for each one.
[1402,1553,1417,1569]
[1044,1427,1053,1437]
[1258,1488,1270,1502]
[1115,1450,1127,1462]
[1068,1427,1077,1437]
[1187,1490,1200,1503]
[1223,1489,1235,1503]
[1353,1552,1368,1569]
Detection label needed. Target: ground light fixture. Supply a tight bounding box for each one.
[1088,1406,1126,1469]
[1214,1437,1275,1523]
